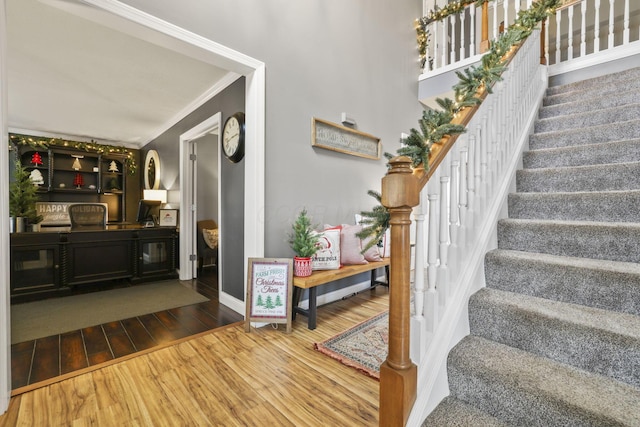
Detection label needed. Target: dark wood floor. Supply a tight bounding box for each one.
[10,268,243,390]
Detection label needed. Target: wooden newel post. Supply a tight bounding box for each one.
[379,156,419,426]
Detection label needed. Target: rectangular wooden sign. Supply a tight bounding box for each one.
[311,117,381,160]
[245,258,293,333]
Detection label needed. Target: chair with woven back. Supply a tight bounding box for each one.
[196,219,218,271]
[69,203,107,230]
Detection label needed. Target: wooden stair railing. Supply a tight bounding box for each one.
[378,20,530,427]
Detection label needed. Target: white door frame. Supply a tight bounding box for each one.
[0,0,265,414]
[0,0,12,414]
[179,112,221,282]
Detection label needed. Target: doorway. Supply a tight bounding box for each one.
[179,113,222,287]
[0,0,266,414]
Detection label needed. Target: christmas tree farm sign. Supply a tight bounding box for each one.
[245,258,293,333]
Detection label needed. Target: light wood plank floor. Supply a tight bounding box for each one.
[0,286,389,426]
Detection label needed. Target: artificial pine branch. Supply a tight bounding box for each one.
[360,0,562,248]
[356,191,390,253]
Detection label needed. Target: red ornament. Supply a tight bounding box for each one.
[31,152,43,167]
[73,173,84,189]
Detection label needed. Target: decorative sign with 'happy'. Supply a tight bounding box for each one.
[245,258,293,333]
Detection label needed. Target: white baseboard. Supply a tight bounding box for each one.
[219,291,245,315]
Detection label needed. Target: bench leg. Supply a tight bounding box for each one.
[292,287,301,321]
[308,287,317,330]
[370,266,390,289]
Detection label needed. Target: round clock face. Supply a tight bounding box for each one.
[222,112,245,163]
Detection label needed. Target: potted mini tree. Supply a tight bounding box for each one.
[288,208,319,277]
[9,161,43,232]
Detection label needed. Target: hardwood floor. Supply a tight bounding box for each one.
[10,267,243,391]
[1,283,389,426]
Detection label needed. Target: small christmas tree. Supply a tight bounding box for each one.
[31,152,43,167]
[288,208,319,258]
[9,161,42,225]
[73,173,84,189]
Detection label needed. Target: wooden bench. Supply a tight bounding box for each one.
[292,258,389,329]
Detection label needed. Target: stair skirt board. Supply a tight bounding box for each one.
[422,67,640,425]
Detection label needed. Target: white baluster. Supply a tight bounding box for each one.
[410,193,427,363]
[460,8,466,60]
[503,0,509,32]
[555,9,562,64]
[441,19,448,66]
[608,0,614,49]
[580,0,587,57]
[458,148,469,248]
[425,194,439,331]
[470,4,476,57]
[594,0,601,54]
[474,126,483,212]
[438,176,450,304]
[450,14,457,64]
[568,4,574,60]
[623,0,630,44]
[466,135,476,219]
[413,197,426,321]
[432,21,439,70]
[449,160,460,280]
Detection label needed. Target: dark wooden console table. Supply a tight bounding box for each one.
[10,225,178,303]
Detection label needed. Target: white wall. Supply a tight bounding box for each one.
[119,0,424,258]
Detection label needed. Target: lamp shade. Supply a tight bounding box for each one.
[143,189,167,203]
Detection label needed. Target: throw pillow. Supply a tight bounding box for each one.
[203,228,218,249]
[339,224,368,265]
[311,227,341,270]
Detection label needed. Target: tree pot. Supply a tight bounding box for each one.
[293,256,313,277]
[10,216,26,233]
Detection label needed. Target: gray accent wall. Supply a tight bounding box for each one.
[143,78,245,300]
[129,1,423,299]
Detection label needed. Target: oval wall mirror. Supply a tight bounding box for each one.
[144,150,161,190]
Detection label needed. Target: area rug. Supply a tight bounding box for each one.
[314,311,388,380]
[11,280,209,344]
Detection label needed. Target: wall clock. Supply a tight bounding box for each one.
[144,149,161,189]
[222,112,245,163]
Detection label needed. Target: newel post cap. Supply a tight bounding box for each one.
[381,156,420,208]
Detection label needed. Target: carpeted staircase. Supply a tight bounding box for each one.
[423,67,640,425]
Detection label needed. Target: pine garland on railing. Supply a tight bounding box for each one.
[417,0,492,69]
[358,0,561,249]
[9,133,137,175]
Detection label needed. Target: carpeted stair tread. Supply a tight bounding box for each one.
[516,161,640,192]
[497,218,640,262]
[542,74,640,106]
[535,103,640,134]
[469,287,640,388]
[421,396,510,427]
[529,119,640,150]
[484,249,640,316]
[522,138,640,169]
[539,87,640,119]
[508,190,640,222]
[447,336,640,426]
[545,66,640,97]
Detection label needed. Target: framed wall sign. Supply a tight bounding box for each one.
[311,117,381,160]
[158,209,178,227]
[245,258,293,333]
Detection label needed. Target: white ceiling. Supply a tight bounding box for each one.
[6,0,231,148]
